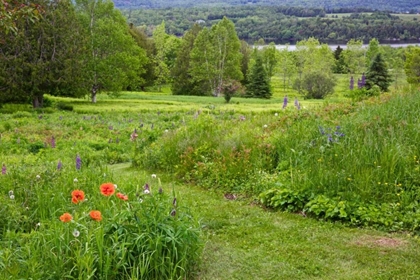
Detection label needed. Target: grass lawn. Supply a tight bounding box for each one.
[112,163,420,280]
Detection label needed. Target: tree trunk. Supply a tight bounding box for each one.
[32,95,44,108]
[91,84,98,103]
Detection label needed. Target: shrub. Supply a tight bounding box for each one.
[56,102,74,111]
[294,72,336,99]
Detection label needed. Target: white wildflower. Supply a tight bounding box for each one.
[9,194,15,200]
[151,174,157,179]
[36,175,41,179]
[73,178,78,183]
[72,229,80,238]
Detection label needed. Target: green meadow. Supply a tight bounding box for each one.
[1,75,420,279]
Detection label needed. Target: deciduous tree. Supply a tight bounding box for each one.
[404,47,420,86]
[75,0,147,102]
[190,17,242,96]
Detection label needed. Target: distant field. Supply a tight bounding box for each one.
[394,13,420,21]
[324,12,420,22]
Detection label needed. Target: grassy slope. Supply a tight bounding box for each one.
[112,163,420,279]
[48,75,351,113]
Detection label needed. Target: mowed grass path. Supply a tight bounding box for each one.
[111,164,420,280]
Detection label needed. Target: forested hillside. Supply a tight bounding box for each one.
[123,7,420,43]
[113,0,419,13]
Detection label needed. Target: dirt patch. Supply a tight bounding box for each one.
[352,236,406,248]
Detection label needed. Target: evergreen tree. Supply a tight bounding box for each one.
[365,53,392,92]
[246,54,271,99]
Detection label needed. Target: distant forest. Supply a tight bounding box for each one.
[122,6,420,44]
[113,0,420,13]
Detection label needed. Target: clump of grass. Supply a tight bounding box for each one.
[0,165,202,279]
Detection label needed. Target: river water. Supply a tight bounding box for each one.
[267,43,420,51]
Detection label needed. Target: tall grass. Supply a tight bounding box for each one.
[133,90,420,231]
[0,110,203,279]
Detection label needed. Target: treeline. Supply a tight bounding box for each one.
[2,0,420,108]
[124,7,420,43]
[113,0,420,13]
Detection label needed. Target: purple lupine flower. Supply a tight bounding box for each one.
[75,154,81,170]
[173,197,177,207]
[319,126,325,135]
[115,137,119,144]
[239,115,246,121]
[2,164,6,175]
[357,78,362,89]
[294,97,300,110]
[327,134,334,143]
[109,125,113,130]
[59,116,63,120]
[57,160,62,170]
[158,187,163,194]
[361,73,366,87]
[282,96,288,109]
[51,136,56,148]
[349,76,354,90]
[170,209,176,217]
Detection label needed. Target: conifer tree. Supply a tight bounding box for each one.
[365,53,392,92]
[246,54,272,99]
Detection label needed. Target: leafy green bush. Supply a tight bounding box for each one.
[56,102,74,111]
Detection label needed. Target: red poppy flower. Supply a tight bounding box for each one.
[59,212,72,223]
[116,192,128,201]
[100,183,115,196]
[89,210,102,221]
[71,190,85,204]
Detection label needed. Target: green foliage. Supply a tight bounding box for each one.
[171,24,203,95]
[260,187,420,233]
[75,0,148,102]
[56,102,74,111]
[295,72,336,99]
[332,46,348,74]
[365,53,392,92]
[0,0,85,107]
[123,6,420,43]
[246,54,272,99]
[366,38,380,67]
[114,0,420,12]
[342,39,366,74]
[344,86,380,101]
[404,47,420,86]
[190,17,243,96]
